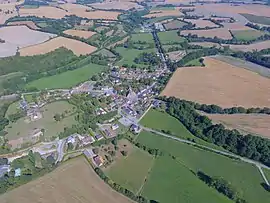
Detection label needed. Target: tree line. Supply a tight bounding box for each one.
[159,97,270,167]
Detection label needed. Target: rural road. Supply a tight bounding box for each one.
[56,139,67,163]
[142,126,270,185]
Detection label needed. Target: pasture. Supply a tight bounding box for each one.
[63,29,96,39]
[157,30,185,44]
[184,58,202,66]
[90,1,142,10]
[105,147,154,193]
[7,21,39,30]
[19,6,67,19]
[161,57,270,108]
[229,40,270,52]
[189,42,222,48]
[163,19,187,30]
[137,131,270,203]
[141,155,232,203]
[144,8,184,18]
[20,37,97,56]
[130,33,153,43]
[0,157,133,203]
[183,19,217,28]
[241,13,270,26]
[26,63,106,90]
[231,29,264,41]
[181,28,232,40]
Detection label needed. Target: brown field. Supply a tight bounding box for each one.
[19,6,66,19]
[20,36,97,56]
[144,8,184,18]
[0,157,134,203]
[183,19,217,28]
[222,22,251,30]
[0,3,18,24]
[63,29,96,39]
[90,1,143,10]
[161,57,270,108]
[7,21,39,30]
[228,40,270,52]
[189,42,222,48]
[203,113,270,139]
[167,50,186,61]
[181,28,232,39]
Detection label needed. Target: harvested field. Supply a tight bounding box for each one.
[90,1,143,10]
[19,6,67,19]
[161,57,270,108]
[189,42,221,48]
[167,50,186,61]
[7,21,39,30]
[0,157,134,203]
[228,40,270,52]
[181,28,232,39]
[0,3,18,24]
[63,29,96,39]
[203,113,270,139]
[163,19,187,30]
[222,22,251,30]
[183,19,217,28]
[20,37,97,56]
[144,8,184,18]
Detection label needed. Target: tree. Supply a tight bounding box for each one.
[121,151,127,156]
[67,142,74,151]
[53,113,61,122]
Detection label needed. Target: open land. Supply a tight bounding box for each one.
[189,42,222,48]
[163,19,187,30]
[20,37,97,56]
[228,40,270,52]
[161,57,270,108]
[7,21,39,30]
[202,113,270,139]
[158,30,185,44]
[0,157,134,203]
[231,29,265,41]
[0,3,18,24]
[183,19,218,28]
[19,6,67,19]
[130,33,153,43]
[26,63,106,90]
[144,8,184,18]
[181,28,232,40]
[105,147,154,193]
[107,36,130,49]
[90,1,143,10]
[167,50,186,61]
[222,22,252,30]
[241,13,270,26]
[137,131,270,203]
[63,29,96,39]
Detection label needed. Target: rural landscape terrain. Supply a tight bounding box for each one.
[0,0,270,203]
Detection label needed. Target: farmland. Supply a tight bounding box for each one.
[0,157,134,203]
[144,8,184,18]
[163,19,187,30]
[20,37,97,56]
[130,33,153,43]
[183,19,217,28]
[105,147,154,193]
[137,131,270,203]
[19,6,67,19]
[26,63,106,90]
[158,30,185,44]
[231,29,264,41]
[161,57,270,108]
[241,13,270,26]
[7,21,39,30]
[189,42,222,48]
[181,28,232,40]
[90,1,142,10]
[229,40,270,52]
[63,29,96,39]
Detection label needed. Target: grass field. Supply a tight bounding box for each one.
[142,155,232,203]
[157,30,185,44]
[263,169,270,183]
[163,20,187,30]
[185,58,202,66]
[26,63,106,90]
[241,13,270,25]
[0,157,133,203]
[0,72,22,94]
[151,6,175,11]
[137,131,270,203]
[146,16,174,24]
[105,147,154,193]
[130,33,153,43]
[231,29,264,41]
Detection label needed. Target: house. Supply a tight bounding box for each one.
[81,136,95,146]
[84,149,95,158]
[67,136,76,144]
[15,168,21,177]
[130,124,142,134]
[93,155,104,167]
[95,134,104,141]
[111,123,119,131]
[0,165,10,177]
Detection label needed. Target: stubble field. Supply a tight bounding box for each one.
[183,19,218,28]
[161,57,270,108]
[63,29,96,39]
[144,8,184,18]
[0,157,134,203]
[7,21,39,30]
[181,28,232,39]
[228,40,270,52]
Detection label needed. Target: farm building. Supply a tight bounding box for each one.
[93,155,104,167]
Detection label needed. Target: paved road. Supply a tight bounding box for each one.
[257,165,270,186]
[55,139,67,163]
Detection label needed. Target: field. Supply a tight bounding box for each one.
[241,13,270,26]
[0,157,134,203]
[202,113,270,139]
[157,30,185,44]
[167,50,186,61]
[181,28,232,40]
[163,19,187,30]
[130,33,153,43]
[141,155,232,203]
[144,8,184,18]
[0,3,18,24]
[26,63,106,90]
[183,19,218,28]
[146,16,174,24]
[63,29,96,39]
[222,22,251,30]
[7,21,39,30]
[0,72,22,94]
[189,42,222,48]
[228,40,270,52]
[5,101,76,147]
[90,1,142,10]
[137,131,270,203]
[19,6,67,19]
[19,37,97,56]
[185,58,202,66]
[231,29,264,41]
[105,147,154,193]
[161,57,270,108]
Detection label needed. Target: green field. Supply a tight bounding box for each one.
[142,156,232,203]
[158,30,186,44]
[93,49,116,58]
[146,16,174,24]
[130,33,153,43]
[241,13,270,25]
[26,63,106,90]
[5,101,20,118]
[115,47,156,68]
[151,6,175,11]
[5,101,76,142]
[185,58,202,66]
[263,168,270,183]
[0,72,22,94]
[231,29,265,41]
[137,131,270,203]
[164,20,187,30]
[105,147,154,193]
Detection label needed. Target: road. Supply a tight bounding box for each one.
[55,139,67,163]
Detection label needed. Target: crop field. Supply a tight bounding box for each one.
[63,29,96,39]
[26,63,106,90]
[189,42,222,48]
[0,3,18,24]
[146,16,174,24]
[183,19,217,28]
[19,6,67,19]
[137,131,270,203]
[202,113,270,139]
[163,19,187,30]
[90,1,142,10]
[157,30,185,44]
[222,22,251,30]
[20,37,97,56]
[0,157,134,203]
[130,33,153,43]
[229,40,270,52]
[241,13,270,26]
[7,21,39,30]
[141,155,231,203]
[105,147,154,193]
[231,29,264,41]
[144,8,184,18]
[5,101,76,146]
[161,57,270,108]
[181,28,232,39]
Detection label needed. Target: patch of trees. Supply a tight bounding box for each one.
[22,0,49,7]
[197,171,247,202]
[159,97,270,167]
[8,110,26,123]
[134,52,161,66]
